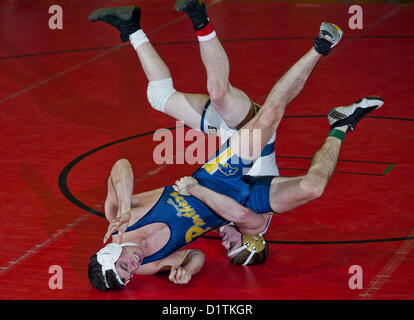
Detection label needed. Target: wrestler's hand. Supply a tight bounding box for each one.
[103,210,131,244]
[220,224,242,253]
[173,176,198,196]
[169,266,192,284]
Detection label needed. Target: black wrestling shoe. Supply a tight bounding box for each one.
[328,96,384,132]
[175,0,209,31]
[88,6,141,42]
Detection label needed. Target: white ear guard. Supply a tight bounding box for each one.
[96,242,139,289]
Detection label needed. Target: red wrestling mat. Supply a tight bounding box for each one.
[0,0,413,300]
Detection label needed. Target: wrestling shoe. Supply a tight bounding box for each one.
[175,0,209,31]
[313,22,343,55]
[88,6,141,42]
[328,96,384,132]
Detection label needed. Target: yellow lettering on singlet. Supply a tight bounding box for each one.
[177,199,188,207]
[181,210,195,218]
[192,214,205,226]
[185,226,212,243]
[169,192,206,226]
[203,147,233,174]
[179,205,194,213]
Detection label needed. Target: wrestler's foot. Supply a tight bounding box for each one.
[319,22,343,47]
[175,0,204,13]
[88,6,141,42]
[175,0,209,31]
[313,22,343,55]
[328,96,384,132]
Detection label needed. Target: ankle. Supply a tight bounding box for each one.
[196,20,216,42]
[313,36,332,56]
[129,29,149,50]
[328,127,346,143]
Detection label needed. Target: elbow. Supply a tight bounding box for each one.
[189,250,205,273]
[234,207,253,224]
[114,158,131,169]
[192,249,205,264]
[111,158,132,177]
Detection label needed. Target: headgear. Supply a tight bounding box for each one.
[95,242,139,289]
[227,234,267,266]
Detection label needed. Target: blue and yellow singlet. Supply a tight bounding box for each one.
[122,140,274,264]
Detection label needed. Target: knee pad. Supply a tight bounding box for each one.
[147,78,176,113]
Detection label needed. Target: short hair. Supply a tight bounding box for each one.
[231,242,269,266]
[88,254,125,291]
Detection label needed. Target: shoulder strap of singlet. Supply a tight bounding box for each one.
[114,187,178,265]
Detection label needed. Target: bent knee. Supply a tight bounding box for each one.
[147,78,177,112]
[256,106,284,128]
[300,175,326,200]
[208,80,230,107]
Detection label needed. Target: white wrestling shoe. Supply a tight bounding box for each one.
[313,22,343,55]
[319,22,343,48]
[328,96,384,132]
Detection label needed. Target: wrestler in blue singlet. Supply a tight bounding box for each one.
[119,139,275,265]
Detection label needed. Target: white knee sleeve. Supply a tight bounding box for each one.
[147,78,176,113]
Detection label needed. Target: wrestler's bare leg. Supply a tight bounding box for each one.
[268,95,386,211]
[199,36,252,128]
[223,49,340,234]
[268,128,346,213]
[133,41,209,130]
[215,47,322,242]
[89,6,211,129]
[175,0,252,128]
[197,12,324,129]
[230,92,383,228]
[218,124,345,237]
[230,48,322,160]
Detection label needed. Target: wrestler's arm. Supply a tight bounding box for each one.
[174,177,254,223]
[135,249,205,284]
[104,159,136,242]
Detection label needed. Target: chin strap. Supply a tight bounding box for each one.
[227,243,249,258]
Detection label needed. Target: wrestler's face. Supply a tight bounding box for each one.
[115,245,144,284]
[220,225,242,253]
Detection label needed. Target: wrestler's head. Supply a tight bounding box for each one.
[220,224,269,266]
[88,242,144,291]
